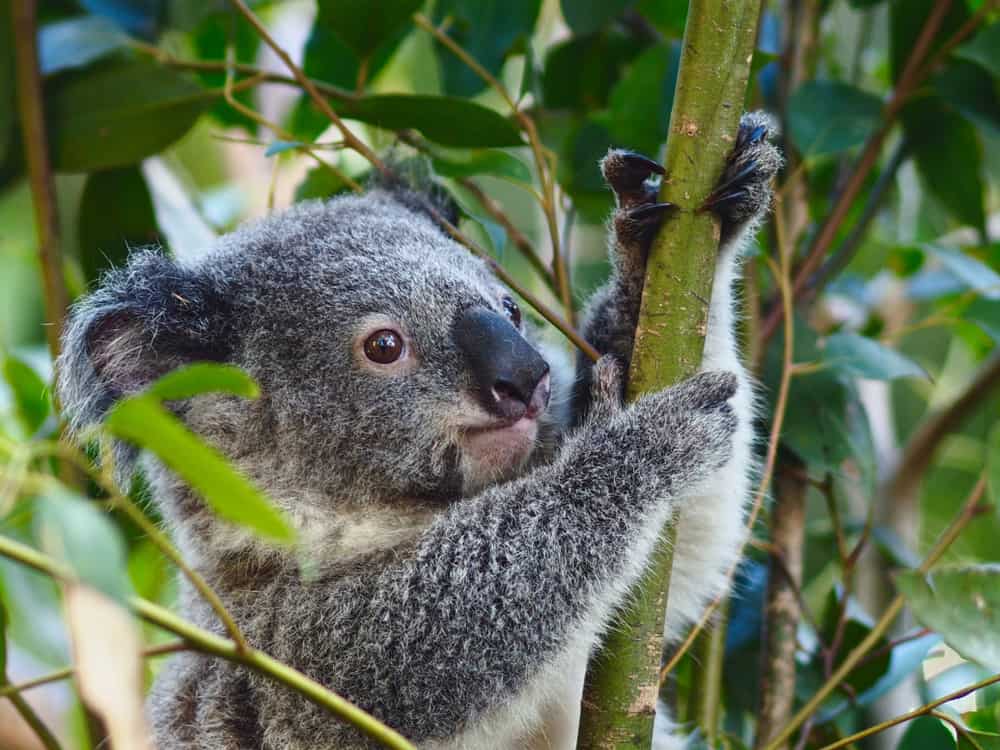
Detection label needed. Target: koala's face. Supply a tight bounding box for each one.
[61,190,555,510]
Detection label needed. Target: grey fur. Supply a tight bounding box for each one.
[56,113,780,749]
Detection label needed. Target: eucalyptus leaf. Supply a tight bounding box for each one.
[33,487,132,603]
[925,245,1000,301]
[955,20,1000,77]
[787,81,883,157]
[561,0,632,35]
[2,355,50,435]
[430,148,532,183]
[47,60,212,172]
[897,716,956,750]
[607,43,681,156]
[315,0,421,59]
[990,424,1000,513]
[145,363,259,401]
[822,332,927,381]
[39,15,127,75]
[897,565,1000,672]
[0,0,14,163]
[105,396,294,543]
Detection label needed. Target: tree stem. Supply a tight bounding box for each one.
[577,1,763,746]
[11,0,69,360]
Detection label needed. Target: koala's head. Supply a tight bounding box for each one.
[58,189,557,529]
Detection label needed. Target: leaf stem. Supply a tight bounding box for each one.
[0,533,418,750]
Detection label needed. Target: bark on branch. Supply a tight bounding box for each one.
[577,2,764,746]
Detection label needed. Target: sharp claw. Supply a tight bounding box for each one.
[709,159,759,201]
[620,151,665,176]
[628,201,675,221]
[701,188,748,212]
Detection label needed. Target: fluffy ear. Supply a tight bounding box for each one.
[57,249,235,433]
[368,155,461,228]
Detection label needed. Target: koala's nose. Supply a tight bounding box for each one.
[453,306,550,421]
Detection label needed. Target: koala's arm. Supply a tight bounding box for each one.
[258,368,737,747]
[571,112,781,424]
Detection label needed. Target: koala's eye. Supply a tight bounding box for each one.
[502,296,522,327]
[363,330,404,364]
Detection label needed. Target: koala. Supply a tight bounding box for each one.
[57,112,780,750]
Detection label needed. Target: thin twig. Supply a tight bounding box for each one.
[818,671,1000,750]
[762,473,990,750]
[227,0,388,176]
[411,13,574,320]
[0,533,417,750]
[12,0,68,360]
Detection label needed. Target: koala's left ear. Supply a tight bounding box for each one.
[57,249,235,433]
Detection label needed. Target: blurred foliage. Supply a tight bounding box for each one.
[0,0,999,749]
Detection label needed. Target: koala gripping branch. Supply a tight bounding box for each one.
[577,1,763,748]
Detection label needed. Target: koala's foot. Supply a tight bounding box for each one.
[601,150,674,271]
[703,111,782,242]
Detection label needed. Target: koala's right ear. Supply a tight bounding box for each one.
[57,249,235,433]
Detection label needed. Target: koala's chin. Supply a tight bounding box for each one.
[459,416,540,491]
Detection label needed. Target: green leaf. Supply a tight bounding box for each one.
[0,595,7,675]
[430,148,531,183]
[433,0,542,96]
[897,716,956,750]
[958,732,1000,750]
[934,61,1000,135]
[105,396,294,543]
[2,355,50,435]
[190,8,261,130]
[787,81,883,157]
[819,589,892,696]
[955,20,1000,77]
[542,30,638,113]
[33,486,132,603]
[145,363,260,401]
[989,423,1000,517]
[38,15,127,75]
[0,0,14,164]
[295,165,357,202]
[822,332,927,381]
[607,43,681,156]
[315,0,421,59]
[561,0,632,35]
[925,244,1000,300]
[897,565,1000,672]
[47,60,213,172]
[339,94,523,147]
[891,0,970,85]
[78,166,160,283]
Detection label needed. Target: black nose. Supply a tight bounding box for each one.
[453,306,550,421]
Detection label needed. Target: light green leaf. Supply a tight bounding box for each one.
[105,396,294,543]
[47,60,213,172]
[39,15,127,75]
[33,486,132,604]
[926,245,1000,301]
[822,332,927,381]
[897,716,956,750]
[607,43,681,156]
[340,94,524,148]
[897,565,1000,672]
[788,81,883,157]
[2,355,50,435]
[958,730,1000,750]
[145,363,260,401]
[430,148,532,184]
[0,594,7,675]
[955,21,1000,77]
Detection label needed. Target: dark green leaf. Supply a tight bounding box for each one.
[191,8,260,130]
[607,43,681,156]
[145,363,259,401]
[902,97,986,235]
[891,0,970,85]
[934,61,1000,134]
[958,732,1000,750]
[925,245,1000,300]
[79,166,160,283]
[847,0,886,6]
[47,59,212,172]
[34,486,132,603]
[315,0,421,59]
[2,356,50,435]
[819,589,892,696]
[339,94,523,147]
[38,15,126,75]
[989,423,1000,513]
[635,0,687,36]
[897,565,1000,672]
[787,81,883,157]
[105,396,295,543]
[542,30,638,113]
[822,332,927,381]
[295,165,355,202]
[433,0,541,96]
[897,716,956,750]
[555,115,615,224]
[561,0,632,35]
[0,0,14,163]
[430,148,531,183]
[955,20,1000,77]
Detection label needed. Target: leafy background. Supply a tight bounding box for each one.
[0,0,998,749]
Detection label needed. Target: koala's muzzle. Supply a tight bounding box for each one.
[454,307,550,422]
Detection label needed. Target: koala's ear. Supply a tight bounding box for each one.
[57,249,235,432]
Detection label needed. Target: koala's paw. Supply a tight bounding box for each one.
[601,149,675,263]
[702,112,782,242]
[640,370,739,480]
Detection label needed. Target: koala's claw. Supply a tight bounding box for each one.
[601,149,664,209]
[703,112,782,240]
